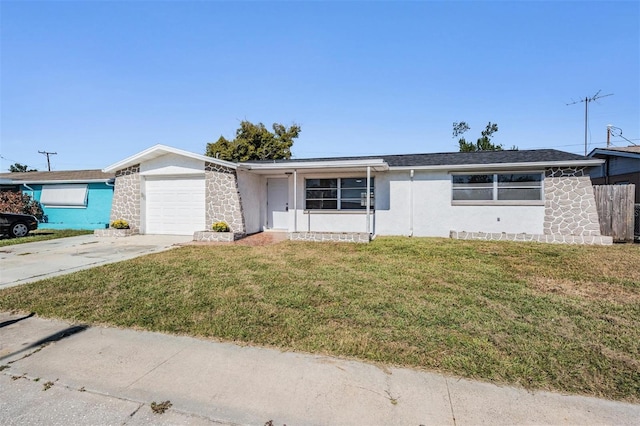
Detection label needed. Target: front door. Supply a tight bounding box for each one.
[267,178,289,230]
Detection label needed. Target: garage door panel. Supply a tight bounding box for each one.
[145,177,205,235]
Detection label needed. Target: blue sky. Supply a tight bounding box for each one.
[1,1,638,172]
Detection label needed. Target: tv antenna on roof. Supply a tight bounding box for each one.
[566,90,613,156]
[607,125,638,147]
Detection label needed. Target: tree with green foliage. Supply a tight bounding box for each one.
[453,121,517,152]
[205,121,301,162]
[9,163,37,172]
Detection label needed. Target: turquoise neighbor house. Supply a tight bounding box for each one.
[0,170,115,230]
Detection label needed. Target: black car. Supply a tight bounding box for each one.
[0,212,39,238]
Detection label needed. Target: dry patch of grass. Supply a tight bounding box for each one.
[1,237,638,402]
[527,277,639,303]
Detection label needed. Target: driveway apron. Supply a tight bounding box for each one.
[0,234,193,289]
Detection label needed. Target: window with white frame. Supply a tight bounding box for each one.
[305,178,374,210]
[40,184,89,208]
[452,173,543,202]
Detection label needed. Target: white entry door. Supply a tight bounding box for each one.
[267,178,289,230]
[145,177,206,235]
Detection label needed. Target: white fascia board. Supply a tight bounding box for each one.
[389,159,604,172]
[239,159,388,171]
[103,144,237,173]
[588,149,640,160]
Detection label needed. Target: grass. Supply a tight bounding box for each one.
[1,237,639,402]
[0,229,94,247]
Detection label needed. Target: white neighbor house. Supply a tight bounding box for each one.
[102,145,611,244]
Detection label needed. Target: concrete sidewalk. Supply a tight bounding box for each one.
[0,313,638,425]
[0,234,193,289]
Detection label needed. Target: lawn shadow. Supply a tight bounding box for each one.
[0,312,35,328]
[0,324,89,362]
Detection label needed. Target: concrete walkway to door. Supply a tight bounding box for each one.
[0,234,193,290]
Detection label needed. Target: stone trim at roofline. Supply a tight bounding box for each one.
[110,165,141,232]
[543,167,601,237]
[205,162,246,234]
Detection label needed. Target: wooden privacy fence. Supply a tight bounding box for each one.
[635,204,640,241]
[593,184,636,243]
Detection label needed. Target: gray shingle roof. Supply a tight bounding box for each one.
[243,149,592,167]
[0,169,114,182]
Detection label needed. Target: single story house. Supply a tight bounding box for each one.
[588,146,640,202]
[102,145,611,244]
[0,170,115,230]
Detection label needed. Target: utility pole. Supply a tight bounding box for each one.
[566,90,613,156]
[607,124,611,148]
[38,150,57,171]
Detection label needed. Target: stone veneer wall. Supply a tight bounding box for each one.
[193,231,243,242]
[205,162,245,235]
[543,167,601,237]
[289,232,371,243]
[450,166,613,245]
[450,231,611,245]
[109,165,141,232]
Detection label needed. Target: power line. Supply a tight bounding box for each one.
[0,154,21,164]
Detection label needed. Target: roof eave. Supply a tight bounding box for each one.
[238,159,389,171]
[389,159,604,171]
[588,148,640,160]
[15,179,113,184]
[103,144,237,173]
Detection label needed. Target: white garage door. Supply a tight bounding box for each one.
[145,177,206,235]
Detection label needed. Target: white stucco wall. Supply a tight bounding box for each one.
[237,171,263,234]
[241,169,545,237]
[140,153,205,176]
[375,171,545,237]
[295,211,370,232]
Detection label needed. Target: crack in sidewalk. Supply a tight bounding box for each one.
[445,377,457,425]
[124,344,192,389]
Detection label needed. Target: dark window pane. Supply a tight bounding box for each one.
[341,178,374,188]
[497,188,542,200]
[306,189,337,199]
[453,182,493,189]
[341,188,373,199]
[498,174,541,186]
[452,188,493,200]
[498,181,542,188]
[341,200,370,209]
[305,179,337,189]
[453,174,493,185]
[306,199,337,209]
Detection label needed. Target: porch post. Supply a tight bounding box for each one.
[366,166,371,234]
[293,169,297,232]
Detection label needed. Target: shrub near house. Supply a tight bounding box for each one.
[0,191,44,219]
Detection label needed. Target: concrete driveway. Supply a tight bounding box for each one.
[0,234,193,289]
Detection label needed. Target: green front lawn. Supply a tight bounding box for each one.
[0,229,94,247]
[1,237,638,402]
